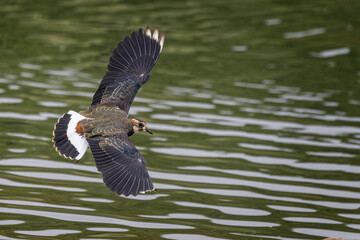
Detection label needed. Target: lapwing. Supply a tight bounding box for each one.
[52,27,165,196]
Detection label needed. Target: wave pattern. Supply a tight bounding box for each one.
[0,1,359,239]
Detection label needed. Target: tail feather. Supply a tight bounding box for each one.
[52,110,89,160]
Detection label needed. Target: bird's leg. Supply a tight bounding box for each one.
[75,160,80,164]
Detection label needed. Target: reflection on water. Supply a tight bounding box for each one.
[0,1,359,239]
[173,201,270,216]
[14,229,81,237]
[178,166,360,188]
[0,178,86,192]
[149,123,360,149]
[79,198,114,203]
[38,101,68,107]
[283,217,341,224]
[140,213,279,227]
[0,207,194,229]
[162,234,230,240]
[283,28,326,39]
[0,220,24,226]
[267,205,316,213]
[292,228,360,239]
[86,227,128,232]
[310,47,351,58]
[0,199,94,211]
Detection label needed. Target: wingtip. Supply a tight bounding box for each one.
[153,26,159,41]
[145,26,151,37]
[159,30,166,53]
[139,26,165,52]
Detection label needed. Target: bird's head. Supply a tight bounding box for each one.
[131,118,153,135]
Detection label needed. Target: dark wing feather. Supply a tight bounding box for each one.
[91,27,165,113]
[87,134,154,196]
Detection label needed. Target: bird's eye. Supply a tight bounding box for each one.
[139,123,144,127]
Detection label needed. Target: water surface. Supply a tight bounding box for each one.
[0,0,360,239]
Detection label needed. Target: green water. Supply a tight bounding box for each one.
[1,0,360,239]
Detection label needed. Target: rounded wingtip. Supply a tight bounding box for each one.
[153,26,159,41]
[145,26,151,37]
[140,26,165,52]
[159,30,166,52]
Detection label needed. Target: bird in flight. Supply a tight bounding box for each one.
[52,27,165,196]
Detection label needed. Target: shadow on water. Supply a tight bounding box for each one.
[0,0,360,239]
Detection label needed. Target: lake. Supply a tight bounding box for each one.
[0,0,360,239]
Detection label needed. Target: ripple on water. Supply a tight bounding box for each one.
[47,89,93,98]
[156,183,360,210]
[267,205,316,213]
[0,220,24,225]
[338,213,360,219]
[0,78,11,83]
[0,207,193,229]
[283,217,341,224]
[0,235,31,240]
[87,227,128,232]
[8,148,26,153]
[178,166,360,188]
[232,232,306,240]
[14,229,80,237]
[7,166,360,201]
[162,234,230,240]
[80,239,113,240]
[43,69,77,76]
[150,147,297,165]
[0,199,94,211]
[72,82,97,88]
[0,158,96,172]
[234,81,267,89]
[128,106,153,115]
[232,45,247,52]
[0,112,60,121]
[8,85,20,90]
[0,112,48,120]
[140,213,279,227]
[173,201,270,216]
[311,47,350,58]
[239,107,360,124]
[238,143,293,152]
[283,28,326,39]
[306,151,355,158]
[150,170,360,199]
[119,194,169,201]
[347,224,360,230]
[292,228,360,238]
[79,198,114,203]
[161,100,215,109]
[0,178,85,192]
[0,98,23,104]
[17,80,61,89]
[148,123,360,149]
[19,72,32,78]
[7,171,102,183]
[265,18,281,25]
[19,63,42,70]
[38,101,68,107]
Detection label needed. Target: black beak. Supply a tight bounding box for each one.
[145,128,153,135]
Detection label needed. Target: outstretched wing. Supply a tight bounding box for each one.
[87,134,155,196]
[91,27,165,113]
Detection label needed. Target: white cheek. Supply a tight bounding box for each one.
[133,126,139,133]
